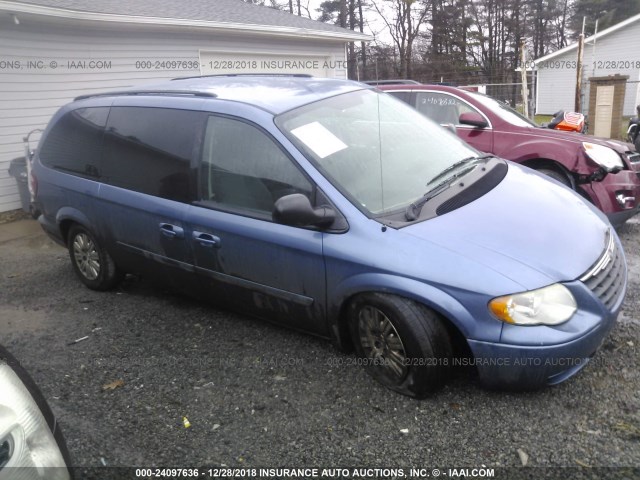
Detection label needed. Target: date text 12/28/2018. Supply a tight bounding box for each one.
[134,467,496,478]
[522,59,640,70]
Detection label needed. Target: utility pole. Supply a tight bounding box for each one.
[575,17,586,112]
[520,40,529,118]
[591,19,599,77]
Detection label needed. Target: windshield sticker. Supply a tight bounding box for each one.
[291,122,347,159]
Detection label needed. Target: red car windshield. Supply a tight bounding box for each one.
[466,91,538,128]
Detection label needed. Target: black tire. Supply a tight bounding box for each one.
[634,135,640,154]
[348,293,453,398]
[536,168,571,188]
[67,224,122,291]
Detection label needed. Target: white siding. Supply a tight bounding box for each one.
[0,21,348,212]
[535,64,578,115]
[536,19,640,117]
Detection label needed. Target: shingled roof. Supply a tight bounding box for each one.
[2,0,370,40]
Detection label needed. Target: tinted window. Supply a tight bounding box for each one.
[200,116,312,215]
[387,91,411,103]
[102,107,203,202]
[39,107,108,177]
[415,92,478,125]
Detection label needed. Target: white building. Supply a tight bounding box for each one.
[0,0,369,212]
[534,12,640,117]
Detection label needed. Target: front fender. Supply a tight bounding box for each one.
[509,139,587,173]
[327,273,503,350]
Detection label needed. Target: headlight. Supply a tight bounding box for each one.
[0,361,70,480]
[489,283,577,326]
[583,142,624,171]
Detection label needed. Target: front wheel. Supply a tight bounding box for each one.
[348,293,453,398]
[67,224,122,291]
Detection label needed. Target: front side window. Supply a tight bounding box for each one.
[39,107,108,177]
[200,116,312,216]
[415,92,478,125]
[102,107,204,202]
[276,89,477,215]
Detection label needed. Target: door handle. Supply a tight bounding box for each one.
[159,223,184,239]
[193,231,221,248]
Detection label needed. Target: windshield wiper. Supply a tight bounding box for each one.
[405,154,494,221]
[427,154,494,186]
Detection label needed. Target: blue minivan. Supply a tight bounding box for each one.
[32,76,626,397]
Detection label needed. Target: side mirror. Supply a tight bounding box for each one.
[459,112,488,129]
[273,194,335,227]
[0,346,72,479]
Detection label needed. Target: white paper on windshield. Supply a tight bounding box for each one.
[291,122,347,159]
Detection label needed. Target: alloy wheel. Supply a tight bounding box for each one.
[72,233,100,280]
[358,305,408,381]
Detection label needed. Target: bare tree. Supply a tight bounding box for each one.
[358,0,367,76]
[318,0,367,78]
[371,0,429,78]
[314,0,576,87]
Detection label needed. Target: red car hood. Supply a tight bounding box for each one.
[526,126,634,153]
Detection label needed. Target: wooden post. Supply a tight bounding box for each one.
[575,34,584,112]
[575,18,586,112]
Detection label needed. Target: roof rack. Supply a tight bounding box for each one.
[171,73,314,81]
[74,90,217,101]
[363,79,421,86]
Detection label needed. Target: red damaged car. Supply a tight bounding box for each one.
[377,83,640,227]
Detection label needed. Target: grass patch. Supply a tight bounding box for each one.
[534,114,553,126]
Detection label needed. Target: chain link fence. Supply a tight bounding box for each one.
[460,76,537,118]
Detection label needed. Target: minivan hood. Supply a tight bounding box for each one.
[402,162,610,290]
[528,126,633,153]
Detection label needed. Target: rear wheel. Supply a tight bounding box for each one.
[67,224,122,291]
[348,293,452,398]
[536,168,571,188]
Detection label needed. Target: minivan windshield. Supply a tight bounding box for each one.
[276,89,478,215]
[467,91,538,128]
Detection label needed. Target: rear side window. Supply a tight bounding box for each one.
[386,91,412,103]
[39,107,108,177]
[102,107,204,202]
[415,92,478,125]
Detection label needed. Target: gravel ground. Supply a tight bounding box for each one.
[0,212,639,476]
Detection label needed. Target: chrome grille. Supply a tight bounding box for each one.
[580,229,625,310]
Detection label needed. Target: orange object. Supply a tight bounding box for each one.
[552,111,585,133]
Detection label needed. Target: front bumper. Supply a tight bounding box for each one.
[468,313,617,389]
[607,204,640,228]
[583,169,640,227]
[467,271,624,390]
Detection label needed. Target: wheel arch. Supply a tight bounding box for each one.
[328,274,477,359]
[55,207,94,245]
[520,158,576,189]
